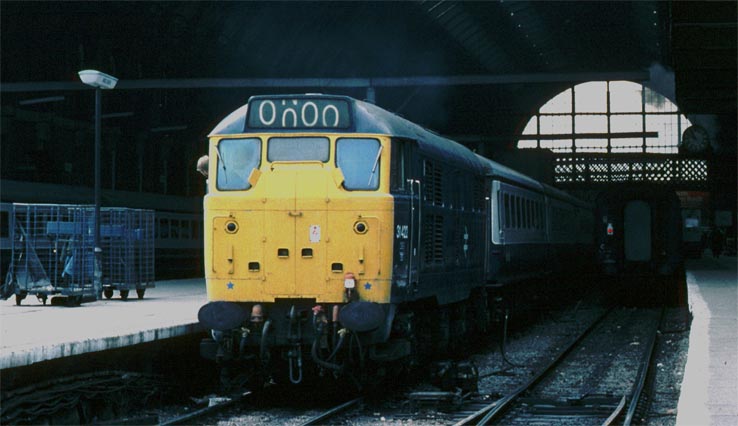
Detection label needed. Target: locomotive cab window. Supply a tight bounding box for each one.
[336,138,381,191]
[216,138,261,191]
[268,137,329,162]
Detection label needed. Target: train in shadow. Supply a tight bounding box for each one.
[596,185,683,277]
[196,94,602,389]
[595,184,685,306]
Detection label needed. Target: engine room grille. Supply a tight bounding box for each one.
[423,214,444,265]
[424,160,444,206]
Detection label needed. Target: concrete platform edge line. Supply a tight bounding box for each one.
[1,322,205,370]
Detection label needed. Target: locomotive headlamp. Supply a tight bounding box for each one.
[225,221,239,234]
[353,221,368,234]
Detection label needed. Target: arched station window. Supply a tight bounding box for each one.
[517,81,691,154]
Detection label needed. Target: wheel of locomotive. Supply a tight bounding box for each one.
[66,295,82,307]
[470,288,492,335]
[434,307,451,355]
[449,303,469,355]
[15,293,26,306]
[103,288,114,299]
[136,288,145,299]
[120,290,129,300]
[38,294,48,305]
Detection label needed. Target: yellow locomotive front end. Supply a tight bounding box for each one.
[204,132,393,304]
[198,95,396,387]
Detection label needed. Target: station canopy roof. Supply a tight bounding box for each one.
[1,1,735,155]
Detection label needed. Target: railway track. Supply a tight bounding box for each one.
[454,306,664,426]
[297,397,363,425]
[157,392,361,426]
[159,390,252,425]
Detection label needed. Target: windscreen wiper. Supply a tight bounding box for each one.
[368,145,383,185]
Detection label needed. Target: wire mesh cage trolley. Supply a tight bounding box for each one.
[2,204,155,305]
[100,208,155,300]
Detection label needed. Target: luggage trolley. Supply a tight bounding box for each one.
[2,204,98,306]
[100,208,155,300]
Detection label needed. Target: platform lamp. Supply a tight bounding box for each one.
[78,69,118,300]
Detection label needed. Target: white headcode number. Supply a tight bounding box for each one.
[258,101,276,126]
[249,98,349,129]
[396,225,409,239]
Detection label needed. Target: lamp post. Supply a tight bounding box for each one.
[78,69,118,300]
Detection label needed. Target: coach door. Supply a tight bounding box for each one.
[624,200,652,261]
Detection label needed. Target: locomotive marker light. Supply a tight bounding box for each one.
[344,272,356,288]
[78,69,118,300]
[607,223,614,236]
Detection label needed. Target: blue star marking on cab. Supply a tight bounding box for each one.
[364,282,372,290]
[227,282,234,290]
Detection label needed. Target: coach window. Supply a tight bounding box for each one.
[159,218,169,239]
[522,199,528,229]
[510,195,516,228]
[504,194,511,228]
[336,138,381,190]
[268,137,329,162]
[217,138,261,191]
[170,219,179,239]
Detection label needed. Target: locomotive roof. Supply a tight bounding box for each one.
[209,94,485,174]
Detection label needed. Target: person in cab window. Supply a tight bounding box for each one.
[196,155,209,177]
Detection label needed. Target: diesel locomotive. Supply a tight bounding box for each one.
[197,94,594,388]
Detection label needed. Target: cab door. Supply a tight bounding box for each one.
[624,200,652,261]
[389,139,417,300]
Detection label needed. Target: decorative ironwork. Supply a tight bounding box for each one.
[553,154,708,189]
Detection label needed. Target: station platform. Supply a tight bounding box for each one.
[677,254,738,426]
[0,278,207,370]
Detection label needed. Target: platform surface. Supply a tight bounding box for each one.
[676,254,738,426]
[0,278,207,370]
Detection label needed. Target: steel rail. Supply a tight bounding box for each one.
[602,395,628,425]
[622,306,665,426]
[454,307,613,426]
[159,391,252,426]
[298,397,363,426]
[601,307,665,426]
